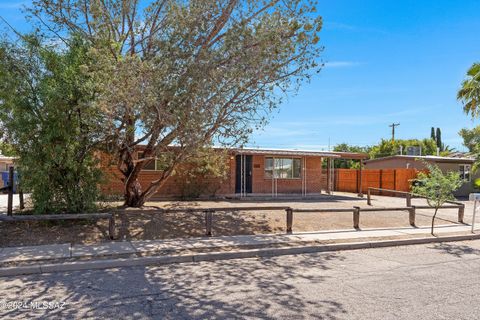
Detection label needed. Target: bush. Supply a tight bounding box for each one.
[0,36,103,213]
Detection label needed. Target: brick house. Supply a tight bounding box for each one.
[363,155,478,197]
[102,147,368,199]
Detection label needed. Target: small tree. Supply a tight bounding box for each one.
[411,163,462,235]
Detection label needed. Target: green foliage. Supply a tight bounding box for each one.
[368,138,437,159]
[474,178,480,190]
[459,126,480,171]
[27,0,324,206]
[459,126,480,153]
[458,63,480,118]
[332,143,369,168]
[411,162,462,235]
[0,142,16,157]
[0,36,103,214]
[430,127,436,141]
[174,149,229,199]
[435,128,442,150]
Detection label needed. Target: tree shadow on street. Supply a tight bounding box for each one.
[0,252,348,319]
[430,242,480,258]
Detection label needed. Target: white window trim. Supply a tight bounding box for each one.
[459,164,471,182]
[137,151,161,171]
[264,157,302,180]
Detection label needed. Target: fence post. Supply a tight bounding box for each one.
[458,205,465,224]
[353,206,360,229]
[19,190,24,210]
[7,166,13,216]
[205,210,213,236]
[409,206,416,227]
[286,208,293,234]
[108,213,116,240]
[406,193,412,207]
[393,169,397,190]
[379,170,383,195]
[367,188,372,205]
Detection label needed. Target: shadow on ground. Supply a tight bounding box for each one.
[0,252,347,319]
[431,242,480,258]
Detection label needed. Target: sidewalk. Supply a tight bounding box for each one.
[1,223,479,272]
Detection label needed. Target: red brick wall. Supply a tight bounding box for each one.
[250,155,323,194]
[100,152,325,198]
[100,152,236,198]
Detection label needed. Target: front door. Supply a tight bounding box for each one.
[235,155,253,193]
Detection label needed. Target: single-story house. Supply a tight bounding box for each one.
[102,147,369,199]
[0,154,14,172]
[363,155,478,197]
[0,154,16,190]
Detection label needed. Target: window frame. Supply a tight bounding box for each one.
[459,164,471,182]
[137,151,162,171]
[264,157,302,180]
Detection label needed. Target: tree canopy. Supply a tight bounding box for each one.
[0,36,103,213]
[22,0,324,206]
[411,163,462,235]
[458,62,480,118]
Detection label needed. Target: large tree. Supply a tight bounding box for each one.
[0,36,103,213]
[368,138,438,159]
[459,126,480,153]
[29,0,323,206]
[458,62,480,117]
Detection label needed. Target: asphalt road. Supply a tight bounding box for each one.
[2,240,480,319]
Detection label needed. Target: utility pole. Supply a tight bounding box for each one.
[389,123,400,142]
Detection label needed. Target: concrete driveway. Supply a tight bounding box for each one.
[0,194,19,213]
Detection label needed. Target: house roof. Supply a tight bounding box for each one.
[0,154,15,162]
[364,155,476,164]
[232,148,369,159]
[135,145,369,159]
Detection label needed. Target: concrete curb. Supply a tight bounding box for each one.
[1,233,480,277]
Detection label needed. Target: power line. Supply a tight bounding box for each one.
[389,123,400,142]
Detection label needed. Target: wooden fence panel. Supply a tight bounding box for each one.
[381,169,396,190]
[336,169,358,193]
[395,169,418,192]
[335,168,418,194]
[361,169,381,193]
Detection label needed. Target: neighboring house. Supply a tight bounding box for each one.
[0,154,14,172]
[363,155,478,197]
[102,147,369,199]
[0,154,16,190]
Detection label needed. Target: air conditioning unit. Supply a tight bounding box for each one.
[406,146,421,156]
[469,193,480,201]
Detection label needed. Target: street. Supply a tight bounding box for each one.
[1,240,480,319]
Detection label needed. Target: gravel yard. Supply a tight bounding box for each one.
[0,192,474,247]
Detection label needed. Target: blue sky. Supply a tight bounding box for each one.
[1,0,479,151]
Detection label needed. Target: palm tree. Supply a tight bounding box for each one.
[458,63,480,118]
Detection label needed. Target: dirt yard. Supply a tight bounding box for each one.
[0,192,473,247]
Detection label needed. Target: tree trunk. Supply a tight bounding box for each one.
[431,207,439,236]
[124,178,146,207]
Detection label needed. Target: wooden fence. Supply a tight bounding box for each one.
[334,168,419,194]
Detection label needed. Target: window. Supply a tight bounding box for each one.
[137,152,163,171]
[265,157,301,179]
[459,164,471,182]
